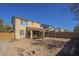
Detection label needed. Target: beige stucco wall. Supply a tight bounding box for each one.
[14,18,26,39]
[28,21,41,28]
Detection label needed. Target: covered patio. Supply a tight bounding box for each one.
[26,27,48,39]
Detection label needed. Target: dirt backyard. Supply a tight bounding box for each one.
[0,37,70,56]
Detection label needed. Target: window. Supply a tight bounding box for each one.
[20,30,24,36]
[20,20,28,26]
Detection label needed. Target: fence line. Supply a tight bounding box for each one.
[0,32,14,40]
[45,32,79,38]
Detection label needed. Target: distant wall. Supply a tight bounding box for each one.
[0,32,14,40]
[45,32,79,38]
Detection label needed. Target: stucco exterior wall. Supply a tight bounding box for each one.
[28,21,41,28]
[14,18,26,39]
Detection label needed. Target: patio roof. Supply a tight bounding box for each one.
[26,27,50,32]
[26,27,43,30]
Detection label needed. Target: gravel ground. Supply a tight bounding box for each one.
[0,38,70,56]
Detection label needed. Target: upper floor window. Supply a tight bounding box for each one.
[20,20,28,26]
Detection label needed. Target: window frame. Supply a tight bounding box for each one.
[20,20,28,26]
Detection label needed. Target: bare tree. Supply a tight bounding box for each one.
[70,3,79,20]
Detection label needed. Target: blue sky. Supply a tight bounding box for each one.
[0,3,78,30]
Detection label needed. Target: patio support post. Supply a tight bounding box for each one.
[30,30,33,39]
[41,29,45,45]
[43,30,45,38]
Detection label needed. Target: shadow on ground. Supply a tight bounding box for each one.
[56,38,79,56]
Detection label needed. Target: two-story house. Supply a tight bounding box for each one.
[12,16,53,39]
[12,16,43,39]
